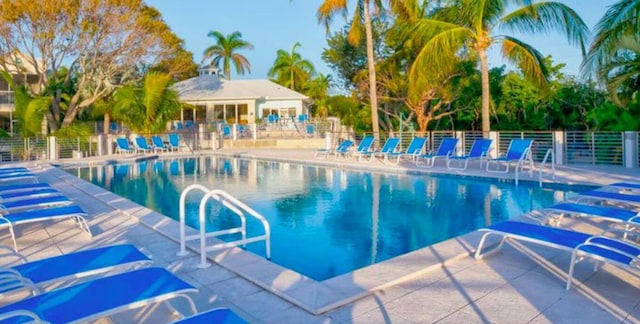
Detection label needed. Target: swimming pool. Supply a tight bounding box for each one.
[65,156,578,280]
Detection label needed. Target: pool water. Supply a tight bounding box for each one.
[65,157,578,280]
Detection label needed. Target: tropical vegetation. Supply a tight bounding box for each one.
[1,0,640,137]
[202,31,254,79]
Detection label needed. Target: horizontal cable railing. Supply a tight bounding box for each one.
[565,131,623,166]
[0,129,637,168]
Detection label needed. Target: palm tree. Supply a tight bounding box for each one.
[268,42,315,91]
[112,72,182,135]
[583,0,640,105]
[317,0,386,141]
[409,0,588,133]
[305,73,332,117]
[202,31,253,79]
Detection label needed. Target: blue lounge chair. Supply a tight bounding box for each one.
[115,138,134,154]
[0,195,72,213]
[0,187,61,202]
[151,135,168,152]
[314,140,354,159]
[0,183,50,194]
[134,137,153,153]
[0,244,152,296]
[0,172,38,184]
[168,133,181,152]
[571,190,640,209]
[172,307,247,324]
[486,139,533,173]
[347,135,375,160]
[416,138,459,167]
[534,202,640,236]
[384,137,427,164]
[1,204,92,250]
[447,138,493,170]
[474,221,640,290]
[360,137,401,163]
[0,267,198,323]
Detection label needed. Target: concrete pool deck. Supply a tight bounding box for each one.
[1,149,640,323]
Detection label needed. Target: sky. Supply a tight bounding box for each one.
[147,0,618,81]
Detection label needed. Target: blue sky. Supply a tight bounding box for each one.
[147,0,617,80]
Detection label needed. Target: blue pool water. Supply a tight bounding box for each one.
[65,157,580,280]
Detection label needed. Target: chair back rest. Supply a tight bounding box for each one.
[222,125,231,136]
[506,139,533,160]
[356,136,375,152]
[336,140,354,152]
[435,138,458,156]
[116,138,130,150]
[468,139,493,157]
[306,124,314,134]
[298,114,308,123]
[168,133,180,147]
[381,138,400,153]
[151,136,164,148]
[135,137,149,149]
[406,137,427,154]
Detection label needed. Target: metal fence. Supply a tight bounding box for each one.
[1,130,639,168]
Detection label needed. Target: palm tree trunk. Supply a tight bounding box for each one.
[478,48,491,136]
[363,1,380,143]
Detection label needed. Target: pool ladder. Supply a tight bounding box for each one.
[177,184,271,268]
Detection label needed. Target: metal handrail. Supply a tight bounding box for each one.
[178,184,271,268]
[539,148,556,187]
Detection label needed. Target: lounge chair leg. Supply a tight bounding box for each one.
[474,232,508,259]
[567,249,580,290]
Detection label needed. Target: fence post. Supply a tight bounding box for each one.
[106,134,114,155]
[624,131,638,168]
[232,124,238,141]
[455,131,464,155]
[325,132,333,150]
[251,123,257,141]
[96,135,104,156]
[554,131,565,165]
[48,136,57,161]
[489,131,499,158]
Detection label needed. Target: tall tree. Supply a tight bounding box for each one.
[408,0,589,134]
[202,31,253,79]
[317,0,387,141]
[583,0,640,105]
[0,0,191,131]
[305,73,332,117]
[112,72,182,135]
[268,43,315,92]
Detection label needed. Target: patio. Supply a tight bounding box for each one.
[0,149,639,323]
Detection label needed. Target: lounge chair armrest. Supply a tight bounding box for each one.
[0,244,28,263]
[0,274,39,295]
[0,310,43,323]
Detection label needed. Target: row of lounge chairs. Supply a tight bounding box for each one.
[0,166,247,323]
[116,134,182,154]
[316,136,534,173]
[475,182,640,290]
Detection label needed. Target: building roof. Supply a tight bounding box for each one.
[173,75,309,102]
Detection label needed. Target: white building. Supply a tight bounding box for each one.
[172,66,310,125]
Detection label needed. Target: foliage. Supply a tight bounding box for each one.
[112,72,182,135]
[583,0,640,105]
[407,0,589,132]
[322,19,391,92]
[268,43,315,92]
[0,70,45,137]
[304,73,332,117]
[316,0,390,139]
[324,95,371,132]
[0,0,194,131]
[203,31,253,79]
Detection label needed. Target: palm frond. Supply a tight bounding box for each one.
[347,4,365,46]
[583,0,640,77]
[317,0,349,32]
[409,22,473,99]
[500,36,549,86]
[20,97,49,137]
[500,2,589,56]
